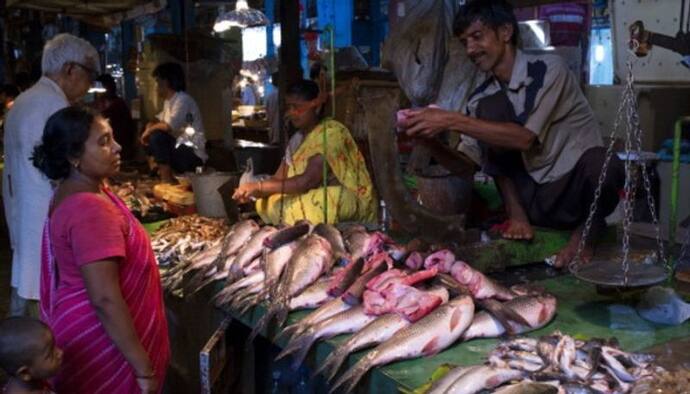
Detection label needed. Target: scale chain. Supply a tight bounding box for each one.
[571,54,666,285]
[570,60,632,272]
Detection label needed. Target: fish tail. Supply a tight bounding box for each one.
[189,275,219,295]
[237,296,258,315]
[249,305,276,342]
[226,268,242,284]
[276,323,302,341]
[230,288,258,311]
[316,347,350,382]
[329,356,374,394]
[275,332,316,368]
[183,267,211,293]
[273,293,291,327]
[210,286,233,305]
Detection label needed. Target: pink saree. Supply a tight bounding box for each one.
[40,188,169,393]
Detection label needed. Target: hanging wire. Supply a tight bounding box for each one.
[681,0,686,34]
[320,24,337,224]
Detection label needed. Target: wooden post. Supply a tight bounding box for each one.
[278,0,301,148]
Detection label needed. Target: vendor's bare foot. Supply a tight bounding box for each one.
[553,229,593,268]
[502,219,534,240]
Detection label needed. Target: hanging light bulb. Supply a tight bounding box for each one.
[213,0,269,33]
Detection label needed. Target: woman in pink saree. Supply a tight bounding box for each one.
[32,106,169,393]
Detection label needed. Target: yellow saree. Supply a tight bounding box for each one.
[256,118,376,225]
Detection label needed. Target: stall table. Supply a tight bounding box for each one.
[147,219,689,393]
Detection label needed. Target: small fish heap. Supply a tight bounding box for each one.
[161,220,563,393]
[425,333,665,394]
[152,215,229,267]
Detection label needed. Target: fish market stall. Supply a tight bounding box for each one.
[150,219,690,394]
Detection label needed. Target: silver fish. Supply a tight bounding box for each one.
[491,381,558,394]
[276,305,378,369]
[450,261,515,300]
[228,226,276,281]
[250,234,333,341]
[463,294,557,340]
[213,270,265,306]
[426,366,474,394]
[443,366,525,394]
[329,295,475,393]
[316,287,449,381]
[313,223,350,264]
[281,297,352,341]
[289,280,332,311]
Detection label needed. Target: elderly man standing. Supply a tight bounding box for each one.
[2,33,99,316]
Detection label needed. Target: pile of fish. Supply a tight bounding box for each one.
[111,181,161,217]
[425,332,665,394]
[159,220,560,393]
[152,215,229,267]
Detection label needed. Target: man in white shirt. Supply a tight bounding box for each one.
[141,62,207,183]
[2,33,100,316]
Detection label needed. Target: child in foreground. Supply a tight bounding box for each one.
[0,317,62,394]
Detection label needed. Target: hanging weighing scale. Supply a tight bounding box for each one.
[569,41,670,288]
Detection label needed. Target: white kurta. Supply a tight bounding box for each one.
[2,77,68,300]
[156,91,208,162]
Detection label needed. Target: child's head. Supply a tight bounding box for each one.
[0,317,62,382]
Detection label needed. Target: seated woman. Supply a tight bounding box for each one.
[32,107,169,393]
[233,79,376,225]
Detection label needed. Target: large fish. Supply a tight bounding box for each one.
[462,294,557,340]
[182,220,261,291]
[345,230,385,262]
[313,223,350,264]
[280,297,352,341]
[426,366,473,394]
[289,279,333,311]
[224,219,261,255]
[250,234,333,341]
[441,365,526,394]
[263,221,310,249]
[276,305,379,369]
[317,287,450,381]
[450,261,516,300]
[228,226,277,281]
[213,270,265,306]
[491,381,557,394]
[327,257,364,297]
[232,240,304,312]
[329,295,475,393]
[341,252,392,305]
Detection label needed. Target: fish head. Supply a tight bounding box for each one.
[536,294,558,323]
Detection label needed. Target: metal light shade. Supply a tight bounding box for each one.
[213,0,269,32]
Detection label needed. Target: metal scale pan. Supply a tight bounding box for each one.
[570,259,667,287]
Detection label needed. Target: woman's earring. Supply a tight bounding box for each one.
[72,161,80,170]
